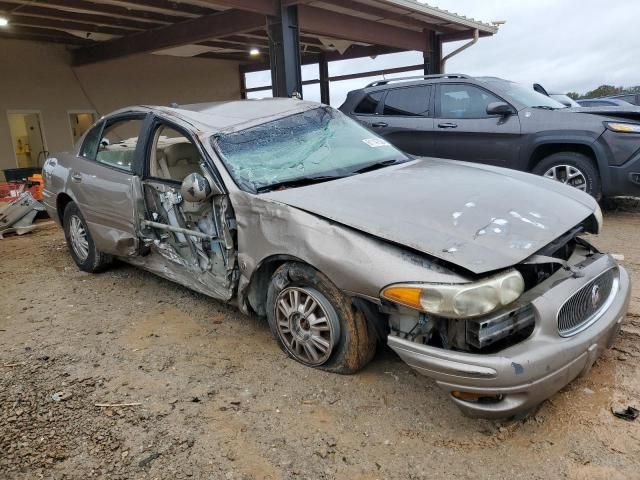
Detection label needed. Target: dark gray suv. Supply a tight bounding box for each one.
[340,75,640,199]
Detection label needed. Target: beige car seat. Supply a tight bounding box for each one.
[163,143,202,181]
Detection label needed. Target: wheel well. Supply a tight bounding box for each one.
[245,256,388,343]
[528,143,598,172]
[56,193,73,225]
[245,256,299,317]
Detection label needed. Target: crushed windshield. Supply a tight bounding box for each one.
[212,107,408,192]
[485,80,566,109]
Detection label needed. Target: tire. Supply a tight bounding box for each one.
[63,201,112,273]
[266,262,376,374]
[532,152,601,199]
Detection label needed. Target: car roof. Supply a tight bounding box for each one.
[108,98,322,135]
[359,73,478,93]
[355,74,519,95]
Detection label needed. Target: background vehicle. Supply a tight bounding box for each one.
[549,93,580,107]
[532,83,580,107]
[42,100,629,418]
[577,98,635,107]
[598,93,640,106]
[340,74,640,199]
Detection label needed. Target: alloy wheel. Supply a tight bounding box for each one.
[274,287,340,366]
[543,164,588,191]
[69,215,89,261]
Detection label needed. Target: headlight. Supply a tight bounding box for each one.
[605,122,640,134]
[593,202,603,234]
[381,270,525,318]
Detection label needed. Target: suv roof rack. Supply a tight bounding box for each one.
[366,74,470,88]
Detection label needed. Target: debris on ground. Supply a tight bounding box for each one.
[0,191,46,238]
[612,406,639,422]
[51,391,73,402]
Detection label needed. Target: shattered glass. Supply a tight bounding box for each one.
[213,107,406,192]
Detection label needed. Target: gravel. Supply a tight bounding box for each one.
[1,209,640,479]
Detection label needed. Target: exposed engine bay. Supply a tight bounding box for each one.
[386,231,601,354]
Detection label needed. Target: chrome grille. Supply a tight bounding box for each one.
[558,268,618,337]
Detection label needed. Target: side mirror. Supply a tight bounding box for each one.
[181,172,222,202]
[486,101,515,116]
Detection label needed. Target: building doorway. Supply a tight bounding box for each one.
[7,111,48,168]
[69,111,96,145]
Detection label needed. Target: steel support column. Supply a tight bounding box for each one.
[268,3,302,98]
[239,65,248,99]
[319,54,330,105]
[423,31,442,75]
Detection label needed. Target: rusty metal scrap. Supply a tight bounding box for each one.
[0,192,45,239]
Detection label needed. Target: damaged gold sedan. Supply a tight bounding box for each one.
[42,99,630,418]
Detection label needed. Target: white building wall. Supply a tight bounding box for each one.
[0,40,241,178]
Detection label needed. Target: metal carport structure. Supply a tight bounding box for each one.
[0,0,497,103]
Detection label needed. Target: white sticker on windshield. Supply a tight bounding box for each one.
[362,138,391,148]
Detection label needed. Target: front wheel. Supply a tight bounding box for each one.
[532,152,601,199]
[266,262,376,374]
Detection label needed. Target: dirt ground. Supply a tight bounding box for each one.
[2,202,640,480]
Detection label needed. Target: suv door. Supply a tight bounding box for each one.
[434,83,522,167]
[69,114,148,256]
[370,85,436,156]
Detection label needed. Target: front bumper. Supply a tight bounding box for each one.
[599,131,640,196]
[388,254,630,418]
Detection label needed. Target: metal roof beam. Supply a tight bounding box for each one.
[297,4,427,52]
[72,9,266,66]
[0,1,163,30]
[196,0,279,16]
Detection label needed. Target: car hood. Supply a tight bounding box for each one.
[564,105,640,122]
[263,159,597,274]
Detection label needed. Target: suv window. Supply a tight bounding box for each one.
[95,118,145,172]
[383,86,431,116]
[355,92,383,114]
[439,84,502,119]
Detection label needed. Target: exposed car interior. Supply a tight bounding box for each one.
[138,123,237,300]
[148,125,203,182]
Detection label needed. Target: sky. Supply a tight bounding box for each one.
[246,0,640,106]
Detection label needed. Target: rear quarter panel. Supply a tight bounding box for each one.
[42,152,75,224]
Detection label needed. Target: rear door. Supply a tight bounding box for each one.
[433,83,522,167]
[68,114,148,256]
[370,85,436,156]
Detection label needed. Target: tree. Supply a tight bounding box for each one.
[582,85,625,99]
[566,92,581,100]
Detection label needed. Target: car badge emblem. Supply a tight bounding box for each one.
[591,284,601,308]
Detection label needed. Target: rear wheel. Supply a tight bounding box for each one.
[266,262,376,374]
[63,202,112,272]
[533,152,601,199]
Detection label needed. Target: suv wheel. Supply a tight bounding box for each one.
[533,152,601,199]
[266,262,376,374]
[63,202,112,272]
